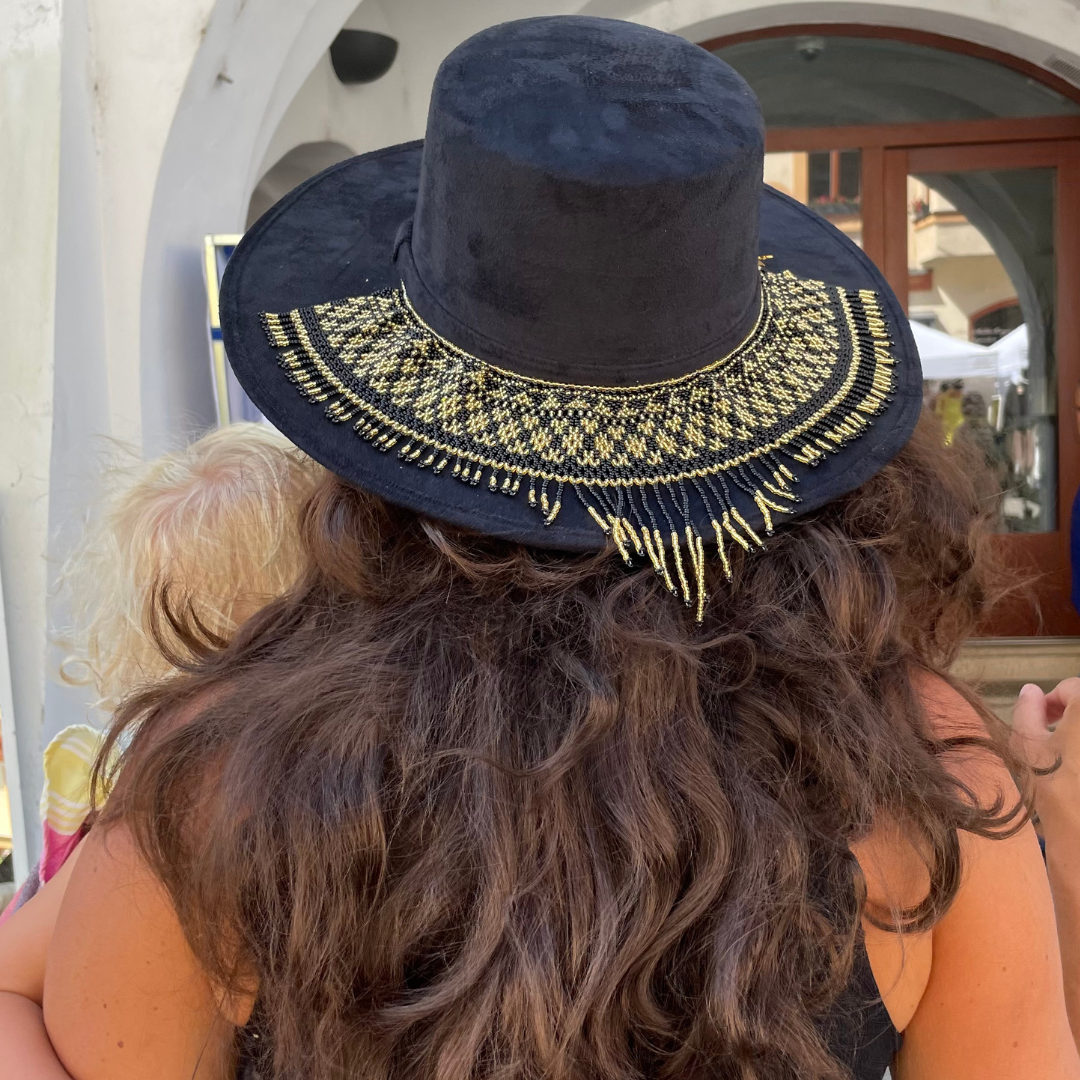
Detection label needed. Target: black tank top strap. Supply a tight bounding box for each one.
[235,1012,270,1080]
[820,932,903,1080]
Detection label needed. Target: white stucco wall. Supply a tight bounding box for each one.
[3,0,1080,872]
[0,0,64,877]
[254,1,419,183]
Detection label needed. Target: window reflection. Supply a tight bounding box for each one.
[908,170,1056,532]
[764,150,862,247]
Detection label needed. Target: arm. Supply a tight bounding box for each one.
[1047,828,1080,1054]
[1012,677,1080,1049]
[0,848,82,1079]
[0,995,76,1080]
[43,824,239,1080]
[893,676,1080,1080]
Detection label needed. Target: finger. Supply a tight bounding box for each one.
[1012,683,1050,743]
[1044,676,1080,721]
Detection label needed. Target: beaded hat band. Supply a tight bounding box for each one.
[260,266,896,620]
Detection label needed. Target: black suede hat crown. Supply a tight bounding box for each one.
[220,15,921,618]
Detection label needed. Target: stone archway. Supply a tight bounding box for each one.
[619,0,1080,81]
[138,0,363,456]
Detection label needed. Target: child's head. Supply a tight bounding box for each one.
[59,422,323,710]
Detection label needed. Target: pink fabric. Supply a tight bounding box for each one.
[0,724,104,924]
[0,824,89,926]
[41,824,84,885]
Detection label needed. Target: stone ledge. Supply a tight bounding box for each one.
[952,638,1080,722]
[953,637,1080,685]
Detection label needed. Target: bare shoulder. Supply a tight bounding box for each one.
[0,842,84,1003]
[43,822,239,1080]
[853,672,1001,921]
[912,668,1002,749]
[893,672,1080,1079]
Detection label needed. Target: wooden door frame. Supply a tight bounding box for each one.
[764,118,1080,303]
[901,139,1080,635]
[766,116,1080,154]
[766,131,1080,634]
[704,25,1080,633]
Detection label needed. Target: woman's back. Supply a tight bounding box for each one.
[33,419,1076,1080]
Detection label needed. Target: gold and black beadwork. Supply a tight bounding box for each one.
[261,268,896,621]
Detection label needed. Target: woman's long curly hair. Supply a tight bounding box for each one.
[96,413,1029,1080]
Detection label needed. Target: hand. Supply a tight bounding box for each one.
[1012,679,1080,838]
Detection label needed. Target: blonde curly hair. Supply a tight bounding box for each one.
[57,423,323,711]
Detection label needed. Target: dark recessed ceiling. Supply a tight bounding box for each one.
[330,30,398,85]
[713,35,1079,127]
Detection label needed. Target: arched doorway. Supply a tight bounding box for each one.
[704,26,1080,636]
[206,141,359,425]
[247,140,356,228]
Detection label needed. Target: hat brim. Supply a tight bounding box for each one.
[220,140,922,552]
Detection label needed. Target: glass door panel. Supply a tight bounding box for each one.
[764,149,862,247]
[762,135,1079,633]
[906,167,1056,532]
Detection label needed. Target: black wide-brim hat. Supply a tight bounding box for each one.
[221,15,921,617]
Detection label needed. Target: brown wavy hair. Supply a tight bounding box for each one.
[97,412,1029,1080]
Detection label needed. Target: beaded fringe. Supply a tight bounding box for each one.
[262,288,895,623]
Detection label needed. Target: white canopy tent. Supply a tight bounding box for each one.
[910,320,994,379]
[909,319,1028,384]
[989,323,1029,384]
